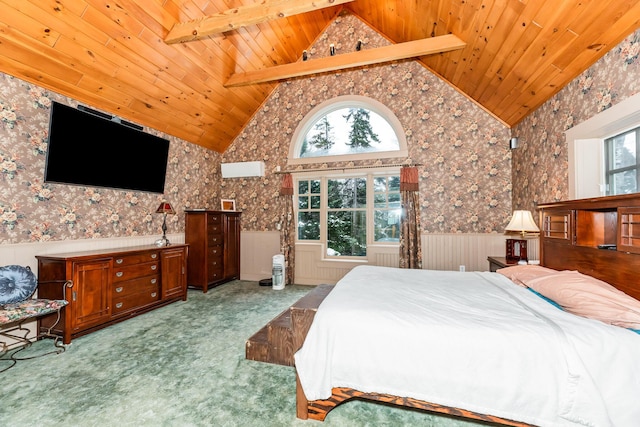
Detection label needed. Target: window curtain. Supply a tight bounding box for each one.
[279,173,295,285]
[399,166,422,269]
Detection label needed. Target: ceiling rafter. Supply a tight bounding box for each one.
[224,34,466,87]
[165,0,354,44]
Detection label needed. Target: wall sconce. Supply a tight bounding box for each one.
[509,137,519,149]
[155,201,175,246]
[329,44,336,56]
[302,50,308,61]
[356,39,362,51]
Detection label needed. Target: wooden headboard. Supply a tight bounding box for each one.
[538,194,640,302]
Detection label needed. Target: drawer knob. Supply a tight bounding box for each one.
[151,254,157,259]
[151,292,157,298]
[151,265,157,270]
[116,271,124,277]
[115,287,123,293]
[151,278,157,284]
[116,259,123,264]
[116,302,123,308]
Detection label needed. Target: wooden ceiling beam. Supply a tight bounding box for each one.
[165,0,353,44]
[224,35,466,87]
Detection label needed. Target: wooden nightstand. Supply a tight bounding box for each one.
[487,256,518,272]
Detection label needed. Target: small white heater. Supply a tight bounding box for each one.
[272,254,285,290]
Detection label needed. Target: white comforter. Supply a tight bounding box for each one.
[294,266,640,426]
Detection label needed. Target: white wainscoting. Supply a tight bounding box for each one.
[239,230,281,281]
[0,233,185,274]
[422,233,539,271]
[3,232,539,288]
[290,234,540,285]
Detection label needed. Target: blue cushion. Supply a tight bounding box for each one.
[0,265,38,305]
[630,329,640,335]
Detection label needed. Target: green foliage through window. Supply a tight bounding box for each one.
[295,174,400,258]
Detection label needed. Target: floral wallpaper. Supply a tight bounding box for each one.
[5,12,635,245]
[0,74,221,244]
[512,29,640,212]
[222,12,513,234]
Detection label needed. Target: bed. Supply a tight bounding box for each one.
[293,196,640,426]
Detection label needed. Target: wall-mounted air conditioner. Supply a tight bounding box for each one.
[220,161,265,178]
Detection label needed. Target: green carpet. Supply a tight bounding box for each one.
[0,281,481,427]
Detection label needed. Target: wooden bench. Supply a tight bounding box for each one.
[246,284,334,366]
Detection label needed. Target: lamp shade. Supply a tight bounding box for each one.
[505,210,539,235]
[156,202,175,215]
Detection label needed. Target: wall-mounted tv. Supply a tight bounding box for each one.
[44,102,170,193]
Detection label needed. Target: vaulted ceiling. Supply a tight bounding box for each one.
[1,1,639,153]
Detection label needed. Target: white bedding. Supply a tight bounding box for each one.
[294,265,640,427]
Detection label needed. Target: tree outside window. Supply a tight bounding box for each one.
[300,107,398,158]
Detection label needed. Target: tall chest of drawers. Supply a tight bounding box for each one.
[36,244,188,344]
[185,210,241,292]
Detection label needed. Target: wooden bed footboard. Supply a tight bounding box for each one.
[296,374,532,425]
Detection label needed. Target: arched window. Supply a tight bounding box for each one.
[289,96,407,164]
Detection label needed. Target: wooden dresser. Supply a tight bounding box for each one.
[36,244,188,344]
[185,210,241,292]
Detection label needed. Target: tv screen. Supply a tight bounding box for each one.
[44,102,170,193]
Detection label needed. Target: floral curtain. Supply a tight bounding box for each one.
[399,166,422,269]
[279,173,295,285]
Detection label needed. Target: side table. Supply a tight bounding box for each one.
[487,256,518,272]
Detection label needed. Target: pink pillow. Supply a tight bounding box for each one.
[496,265,557,287]
[526,271,640,329]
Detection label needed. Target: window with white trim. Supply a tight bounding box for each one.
[291,96,405,258]
[566,92,640,199]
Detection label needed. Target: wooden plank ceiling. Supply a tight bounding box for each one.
[1,0,639,153]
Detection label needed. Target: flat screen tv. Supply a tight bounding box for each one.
[44,102,170,193]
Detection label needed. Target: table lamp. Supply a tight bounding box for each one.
[504,210,539,263]
[155,201,175,246]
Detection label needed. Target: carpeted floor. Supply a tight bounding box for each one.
[0,281,480,427]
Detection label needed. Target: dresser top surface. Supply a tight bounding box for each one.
[36,243,188,260]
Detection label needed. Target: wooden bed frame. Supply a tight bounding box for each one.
[293,194,640,424]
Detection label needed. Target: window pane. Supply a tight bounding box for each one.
[298,180,309,194]
[298,196,309,209]
[310,179,321,193]
[373,177,387,192]
[298,212,320,240]
[374,209,401,242]
[327,211,366,256]
[328,178,366,209]
[310,195,321,209]
[388,176,400,192]
[611,170,637,194]
[611,131,636,169]
[388,193,401,207]
[374,193,387,207]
